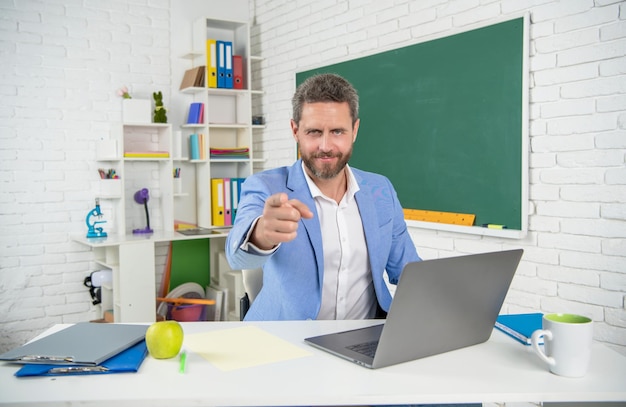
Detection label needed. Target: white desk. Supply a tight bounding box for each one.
[1,320,625,407]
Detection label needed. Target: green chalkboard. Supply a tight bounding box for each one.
[296,17,526,231]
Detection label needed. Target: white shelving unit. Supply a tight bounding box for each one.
[77,17,264,323]
[179,17,264,228]
[174,17,265,320]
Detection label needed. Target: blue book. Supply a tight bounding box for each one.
[495,313,543,345]
[15,340,148,377]
[189,134,200,160]
[187,102,202,124]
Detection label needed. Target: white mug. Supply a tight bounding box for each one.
[530,313,593,377]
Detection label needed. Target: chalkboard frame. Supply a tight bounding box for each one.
[295,14,529,239]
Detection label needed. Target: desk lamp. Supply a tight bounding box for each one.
[133,188,153,234]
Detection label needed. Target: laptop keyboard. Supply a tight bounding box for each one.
[346,340,379,358]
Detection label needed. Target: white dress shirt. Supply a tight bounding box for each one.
[302,163,377,320]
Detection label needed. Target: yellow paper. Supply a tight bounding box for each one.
[184,326,312,371]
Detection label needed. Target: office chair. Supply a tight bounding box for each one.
[239,268,263,320]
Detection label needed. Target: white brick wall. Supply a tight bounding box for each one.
[0,0,250,353]
[0,0,624,373]
[0,0,176,351]
[249,0,626,354]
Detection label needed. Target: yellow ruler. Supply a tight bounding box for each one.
[403,208,475,226]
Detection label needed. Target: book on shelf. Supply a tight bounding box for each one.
[179,65,205,90]
[124,151,170,158]
[187,102,204,124]
[494,313,543,346]
[209,147,249,159]
[189,134,206,160]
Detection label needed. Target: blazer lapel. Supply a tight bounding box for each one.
[286,161,324,283]
[353,173,384,280]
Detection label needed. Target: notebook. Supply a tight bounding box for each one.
[0,322,147,366]
[305,249,523,369]
[495,312,543,345]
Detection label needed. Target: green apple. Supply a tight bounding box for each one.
[145,321,184,359]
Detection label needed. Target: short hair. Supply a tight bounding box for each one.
[292,73,359,126]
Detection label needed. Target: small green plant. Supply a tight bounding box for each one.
[153,91,167,123]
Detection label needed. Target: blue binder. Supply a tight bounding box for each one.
[224,41,233,88]
[15,340,148,377]
[217,40,226,88]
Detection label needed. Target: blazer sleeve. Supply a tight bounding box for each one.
[226,174,276,270]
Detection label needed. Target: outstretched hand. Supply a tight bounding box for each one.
[251,193,314,250]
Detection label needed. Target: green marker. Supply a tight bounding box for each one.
[179,349,187,374]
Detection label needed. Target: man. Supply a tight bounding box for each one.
[226,73,420,321]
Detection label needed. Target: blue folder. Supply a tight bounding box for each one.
[495,313,543,345]
[14,340,148,377]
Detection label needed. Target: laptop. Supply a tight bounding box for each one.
[304,249,523,369]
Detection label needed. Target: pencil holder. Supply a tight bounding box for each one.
[99,179,122,198]
[173,177,182,195]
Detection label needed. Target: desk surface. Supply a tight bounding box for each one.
[1,320,625,407]
[72,228,230,247]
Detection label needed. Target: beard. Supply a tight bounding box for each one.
[301,148,352,180]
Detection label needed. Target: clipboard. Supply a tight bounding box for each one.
[0,322,147,366]
[14,340,148,377]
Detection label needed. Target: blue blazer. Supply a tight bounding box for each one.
[226,160,421,320]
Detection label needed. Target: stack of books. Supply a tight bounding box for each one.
[189,134,206,160]
[124,151,169,158]
[210,147,249,159]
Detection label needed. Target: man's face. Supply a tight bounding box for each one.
[291,102,359,181]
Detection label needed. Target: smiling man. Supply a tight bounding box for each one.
[226,73,421,321]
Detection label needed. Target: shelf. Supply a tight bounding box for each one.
[180,86,206,94]
[180,51,203,60]
[123,157,171,161]
[207,88,249,96]
[210,157,250,164]
[180,87,252,96]
[208,123,249,129]
[122,123,171,129]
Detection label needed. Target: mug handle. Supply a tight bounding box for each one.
[531,329,555,366]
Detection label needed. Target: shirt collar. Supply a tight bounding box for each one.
[301,161,360,203]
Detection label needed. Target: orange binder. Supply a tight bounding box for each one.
[211,178,225,226]
[233,55,243,89]
[206,39,217,88]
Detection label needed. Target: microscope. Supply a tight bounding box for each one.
[86,198,108,238]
